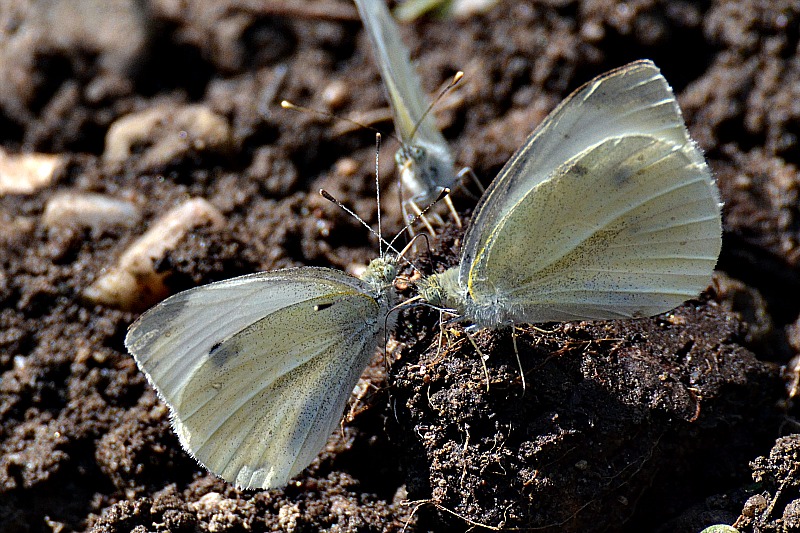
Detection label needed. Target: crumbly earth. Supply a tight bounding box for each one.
[1,1,799,532]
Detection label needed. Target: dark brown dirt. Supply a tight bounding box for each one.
[1,0,800,532]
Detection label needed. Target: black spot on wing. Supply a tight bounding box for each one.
[208,339,237,367]
[315,302,334,312]
[571,162,589,178]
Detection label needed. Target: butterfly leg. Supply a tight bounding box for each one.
[512,326,526,397]
[464,330,490,392]
[443,193,462,228]
[456,166,484,197]
[401,199,417,238]
[407,199,437,235]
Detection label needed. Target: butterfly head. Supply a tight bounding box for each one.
[415,268,462,312]
[361,257,398,290]
[395,141,453,202]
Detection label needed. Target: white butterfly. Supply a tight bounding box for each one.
[416,60,722,327]
[353,0,465,229]
[125,258,398,490]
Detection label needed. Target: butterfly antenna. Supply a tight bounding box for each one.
[386,234,430,275]
[398,294,458,318]
[387,187,450,253]
[382,295,429,366]
[319,189,402,257]
[281,100,403,145]
[375,133,383,257]
[408,71,464,142]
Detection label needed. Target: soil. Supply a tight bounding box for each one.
[1,0,800,532]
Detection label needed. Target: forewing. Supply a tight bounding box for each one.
[460,60,702,282]
[125,267,384,489]
[468,135,721,323]
[126,267,367,397]
[353,0,449,150]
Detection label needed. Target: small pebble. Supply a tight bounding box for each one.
[84,198,225,310]
[104,104,232,169]
[0,148,64,196]
[42,192,141,230]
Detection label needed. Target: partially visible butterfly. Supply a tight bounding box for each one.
[354,0,471,232]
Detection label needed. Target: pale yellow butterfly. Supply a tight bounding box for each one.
[125,257,398,490]
[353,0,465,228]
[417,60,722,327]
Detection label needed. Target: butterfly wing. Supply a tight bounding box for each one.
[354,0,446,147]
[464,135,720,325]
[125,267,389,489]
[459,61,721,325]
[460,60,711,281]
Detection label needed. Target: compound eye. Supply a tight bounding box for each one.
[411,146,425,159]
